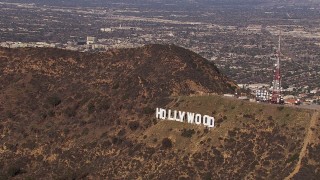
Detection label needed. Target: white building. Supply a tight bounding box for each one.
[256,89,270,102]
[86,36,97,45]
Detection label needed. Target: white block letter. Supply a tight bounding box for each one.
[168,109,174,120]
[156,108,161,119]
[178,111,185,122]
[173,110,178,121]
[195,114,202,125]
[187,112,195,123]
[203,115,210,126]
[207,117,215,128]
[160,108,167,120]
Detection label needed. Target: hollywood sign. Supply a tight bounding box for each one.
[156,108,214,128]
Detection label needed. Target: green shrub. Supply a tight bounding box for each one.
[82,128,89,136]
[277,106,285,111]
[0,173,8,180]
[161,138,173,149]
[7,166,22,177]
[121,93,130,100]
[64,107,76,117]
[142,107,154,115]
[21,140,37,150]
[87,102,95,114]
[181,128,195,138]
[202,172,212,180]
[63,128,70,135]
[47,110,55,117]
[286,153,299,163]
[97,99,110,112]
[117,129,126,136]
[128,121,139,131]
[6,111,14,119]
[39,111,47,119]
[47,95,61,107]
[112,82,119,89]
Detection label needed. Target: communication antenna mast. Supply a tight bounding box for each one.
[271,31,283,104]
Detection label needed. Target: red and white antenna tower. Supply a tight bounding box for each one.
[271,31,283,104]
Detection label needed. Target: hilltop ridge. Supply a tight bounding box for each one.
[0,45,319,179]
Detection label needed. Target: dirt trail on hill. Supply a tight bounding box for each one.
[167,97,181,108]
[285,111,319,180]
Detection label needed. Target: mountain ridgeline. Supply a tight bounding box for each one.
[0,44,235,124]
[0,45,319,179]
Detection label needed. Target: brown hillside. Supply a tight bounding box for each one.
[0,45,318,179]
[0,44,236,178]
[0,44,237,126]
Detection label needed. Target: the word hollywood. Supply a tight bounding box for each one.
[155,108,215,128]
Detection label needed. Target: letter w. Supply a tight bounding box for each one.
[187,112,195,123]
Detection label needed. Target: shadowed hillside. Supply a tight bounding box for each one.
[0,45,318,179]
